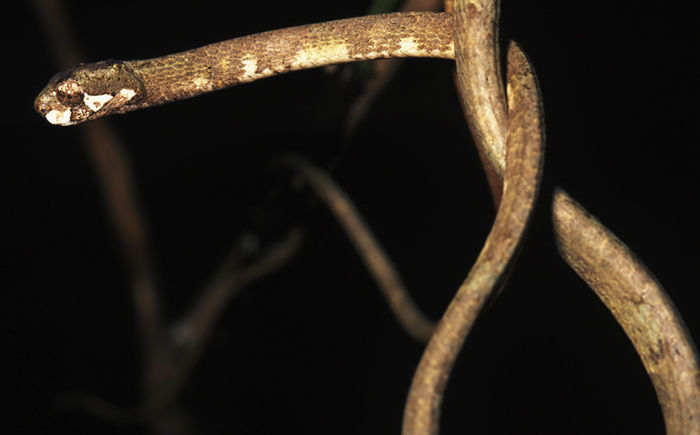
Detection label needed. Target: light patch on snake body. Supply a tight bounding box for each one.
[192,76,211,91]
[240,58,262,81]
[398,37,455,57]
[291,43,350,70]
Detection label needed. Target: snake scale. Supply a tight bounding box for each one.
[34,12,454,126]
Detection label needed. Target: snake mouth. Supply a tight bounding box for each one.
[34,87,72,126]
[35,60,143,126]
[34,92,79,126]
[34,80,81,126]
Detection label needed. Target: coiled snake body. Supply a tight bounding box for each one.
[34,12,454,126]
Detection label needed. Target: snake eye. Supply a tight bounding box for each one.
[55,79,85,107]
[56,89,84,106]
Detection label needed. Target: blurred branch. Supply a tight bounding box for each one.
[33,0,166,399]
[151,228,305,410]
[54,391,139,424]
[281,156,435,342]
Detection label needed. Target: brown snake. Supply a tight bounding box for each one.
[32,8,549,435]
[34,12,454,126]
[33,6,700,435]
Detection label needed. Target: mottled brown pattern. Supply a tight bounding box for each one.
[453,0,507,177]
[35,12,453,125]
[402,41,545,435]
[553,190,700,434]
[126,12,453,111]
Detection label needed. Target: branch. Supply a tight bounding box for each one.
[151,228,304,410]
[33,0,165,402]
[281,156,435,342]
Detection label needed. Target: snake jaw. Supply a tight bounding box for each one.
[34,60,144,126]
[34,78,89,126]
[34,86,111,126]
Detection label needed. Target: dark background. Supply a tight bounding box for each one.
[4,1,697,434]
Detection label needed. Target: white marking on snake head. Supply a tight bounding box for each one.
[83,93,114,112]
[118,88,137,101]
[46,108,72,125]
[120,88,136,99]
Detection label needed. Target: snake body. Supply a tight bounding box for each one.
[35,12,454,126]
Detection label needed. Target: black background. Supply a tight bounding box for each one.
[4,1,698,434]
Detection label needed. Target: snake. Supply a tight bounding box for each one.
[34,12,454,126]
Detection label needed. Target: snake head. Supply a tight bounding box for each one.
[34,60,144,126]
